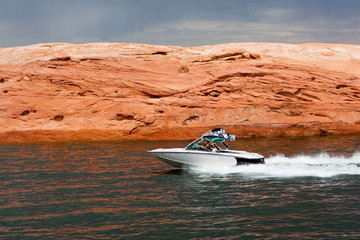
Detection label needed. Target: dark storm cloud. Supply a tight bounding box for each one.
[0,0,359,47]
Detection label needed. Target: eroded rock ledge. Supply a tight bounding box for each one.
[0,42,360,142]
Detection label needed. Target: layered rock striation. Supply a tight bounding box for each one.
[1,42,360,142]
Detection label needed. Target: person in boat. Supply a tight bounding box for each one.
[204,142,212,150]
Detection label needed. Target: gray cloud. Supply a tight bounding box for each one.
[0,0,359,47]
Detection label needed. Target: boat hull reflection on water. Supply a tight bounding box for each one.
[148,127,264,168]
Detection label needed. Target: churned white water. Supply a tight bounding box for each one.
[190,152,360,178]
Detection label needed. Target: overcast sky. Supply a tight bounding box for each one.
[0,0,359,47]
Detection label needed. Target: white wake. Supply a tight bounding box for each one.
[190,152,360,178]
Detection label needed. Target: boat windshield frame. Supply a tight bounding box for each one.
[185,137,212,152]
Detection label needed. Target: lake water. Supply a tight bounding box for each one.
[1,134,360,239]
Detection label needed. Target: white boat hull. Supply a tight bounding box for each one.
[148,148,264,168]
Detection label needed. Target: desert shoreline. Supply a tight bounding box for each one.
[1,122,360,143]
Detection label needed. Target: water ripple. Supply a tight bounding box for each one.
[1,136,360,238]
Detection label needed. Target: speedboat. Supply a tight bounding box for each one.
[148,127,264,168]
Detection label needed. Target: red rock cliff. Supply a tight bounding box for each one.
[1,42,360,142]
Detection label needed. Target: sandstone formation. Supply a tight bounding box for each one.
[0,42,360,142]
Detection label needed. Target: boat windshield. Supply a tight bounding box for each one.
[185,139,212,152]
